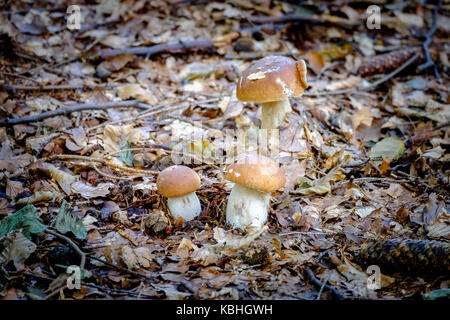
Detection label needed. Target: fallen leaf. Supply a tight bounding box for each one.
[71,181,113,199]
[295,167,346,195]
[0,205,46,239]
[0,231,37,271]
[117,84,158,105]
[369,136,405,165]
[55,200,87,240]
[0,154,34,173]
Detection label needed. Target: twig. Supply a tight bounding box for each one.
[0,83,121,91]
[104,146,171,158]
[244,14,328,25]
[100,38,215,58]
[45,229,86,271]
[79,281,161,299]
[303,53,421,97]
[87,256,156,281]
[305,267,346,300]
[391,171,432,189]
[86,102,190,133]
[43,284,67,300]
[0,72,40,82]
[316,274,330,300]
[342,156,384,168]
[92,162,134,181]
[0,100,154,126]
[417,0,442,78]
[276,230,377,240]
[432,121,450,131]
[351,177,411,184]
[45,154,160,176]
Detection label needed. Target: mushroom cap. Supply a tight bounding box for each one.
[224,153,286,193]
[236,56,308,103]
[157,165,201,198]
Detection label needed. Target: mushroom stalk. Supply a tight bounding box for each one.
[226,183,271,229]
[261,98,291,129]
[167,192,201,222]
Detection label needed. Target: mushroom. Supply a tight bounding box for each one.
[156,165,201,222]
[236,56,308,129]
[224,153,285,229]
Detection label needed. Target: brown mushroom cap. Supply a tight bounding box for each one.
[236,56,308,103]
[224,153,286,193]
[157,165,201,198]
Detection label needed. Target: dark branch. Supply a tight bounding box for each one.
[0,100,153,126]
[100,38,215,58]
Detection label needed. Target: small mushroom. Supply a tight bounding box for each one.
[156,165,201,222]
[236,56,308,129]
[224,153,285,229]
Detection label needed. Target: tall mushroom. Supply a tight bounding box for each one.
[224,153,285,229]
[157,165,201,222]
[236,56,308,129]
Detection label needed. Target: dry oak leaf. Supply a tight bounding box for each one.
[117,84,158,105]
[351,107,377,130]
[103,124,146,153]
[122,245,153,270]
[71,181,113,199]
[0,154,34,173]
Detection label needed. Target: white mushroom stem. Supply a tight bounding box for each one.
[261,98,292,129]
[167,192,201,222]
[226,183,271,229]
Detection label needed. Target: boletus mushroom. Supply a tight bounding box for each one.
[224,153,285,229]
[236,56,308,129]
[157,165,201,222]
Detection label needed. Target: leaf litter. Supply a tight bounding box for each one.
[0,0,449,301]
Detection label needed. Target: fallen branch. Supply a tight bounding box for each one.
[100,38,215,58]
[45,154,160,176]
[0,83,121,92]
[246,14,324,25]
[0,100,153,126]
[91,162,135,181]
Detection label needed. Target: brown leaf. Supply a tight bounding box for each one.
[0,153,34,173]
[6,180,24,199]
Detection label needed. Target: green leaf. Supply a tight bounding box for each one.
[294,5,317,15]
[55,200,87,240]
[120,150,134,167]
[118,140,133,167]
[369,136,405,165]
[0,205,46,239]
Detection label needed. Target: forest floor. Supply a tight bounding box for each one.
[0,0,449,300]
